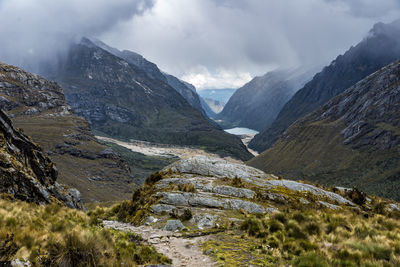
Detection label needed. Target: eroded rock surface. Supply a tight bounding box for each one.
[0,109,83,208]
[134,156,357,232]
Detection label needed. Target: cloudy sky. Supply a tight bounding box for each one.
[0,0,400,89]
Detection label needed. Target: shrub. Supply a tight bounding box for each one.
[292,212,306,223]
[145,172,163,185]
[334,249,361,264]
[346,188,366,206]
[268,219,283,233]
[180,209,193,221]
[232,177,244,187]
[274,213,287,224]
[241,217,261,236]
[45,233,102,267]
[373,201,387,215]
[286,221,307,240]
[177,184,196,193]
[305,222,320,236]
[292,252,329,267]
[0,234,19,261]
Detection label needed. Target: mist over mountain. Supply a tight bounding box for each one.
[249,19,400,152]
[217,67,317,131]
[198,89,236,104]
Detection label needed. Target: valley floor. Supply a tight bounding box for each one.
[96,136,243,162]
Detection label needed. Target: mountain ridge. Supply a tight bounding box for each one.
[249,20,400,152]
[248,59,400,201]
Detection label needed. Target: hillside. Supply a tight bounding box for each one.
[218,68,315,131]
[249,60,400,201]
[94,156,400,266]
[249,20,400,152]
[44,38,252,161]
[0,62,132,203]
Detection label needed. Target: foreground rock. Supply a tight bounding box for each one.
[104,155,400,266]
[0,109,83,208]
[120,156,362,231]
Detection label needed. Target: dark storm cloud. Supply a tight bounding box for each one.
[0,0,399,88]
[100,0,400,89]
[0,0,154,71]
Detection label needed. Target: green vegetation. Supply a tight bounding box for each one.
[0,197,171,266]
[201,208,400,266]
[249,120,400,202]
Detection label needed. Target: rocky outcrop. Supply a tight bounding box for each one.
[0,109,83,208]
[166,155,267,179]
[249,59,400,201]
[0,62,132,202]
[131,156,358,231]
[250,19,400,152]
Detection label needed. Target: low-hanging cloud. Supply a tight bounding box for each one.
[0,0,399,89]
[101,0,400,89]
[0,0,154,71]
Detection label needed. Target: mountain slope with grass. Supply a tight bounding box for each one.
[217,68,315,131]
[250,20,400,152]
[93,156,400,266]
[249,59,400,201]
[44,38,252,161]
[0,62,132,203]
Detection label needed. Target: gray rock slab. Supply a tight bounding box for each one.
[164,220,185,231]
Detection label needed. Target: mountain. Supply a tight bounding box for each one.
[44,38,252,161]
[198,88,236,103]
[249,20,400,152]
[217,68,316,131]
[92,38,204,114]
[0,62,132,203]
[0,108,83,209]
[249,59,400,201]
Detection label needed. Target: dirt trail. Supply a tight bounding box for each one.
[102,220,217,267]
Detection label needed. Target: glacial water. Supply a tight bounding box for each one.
[224,127,259,135]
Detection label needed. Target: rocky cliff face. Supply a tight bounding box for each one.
[0,62,132,202]
[249,60,400,201]
[92,38,205,114]
[44,38,252,161]
[0,109,83,208]
[218,68,315,131]
[249,20,400,152]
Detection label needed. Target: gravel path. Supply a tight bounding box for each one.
[102,220,217,267]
